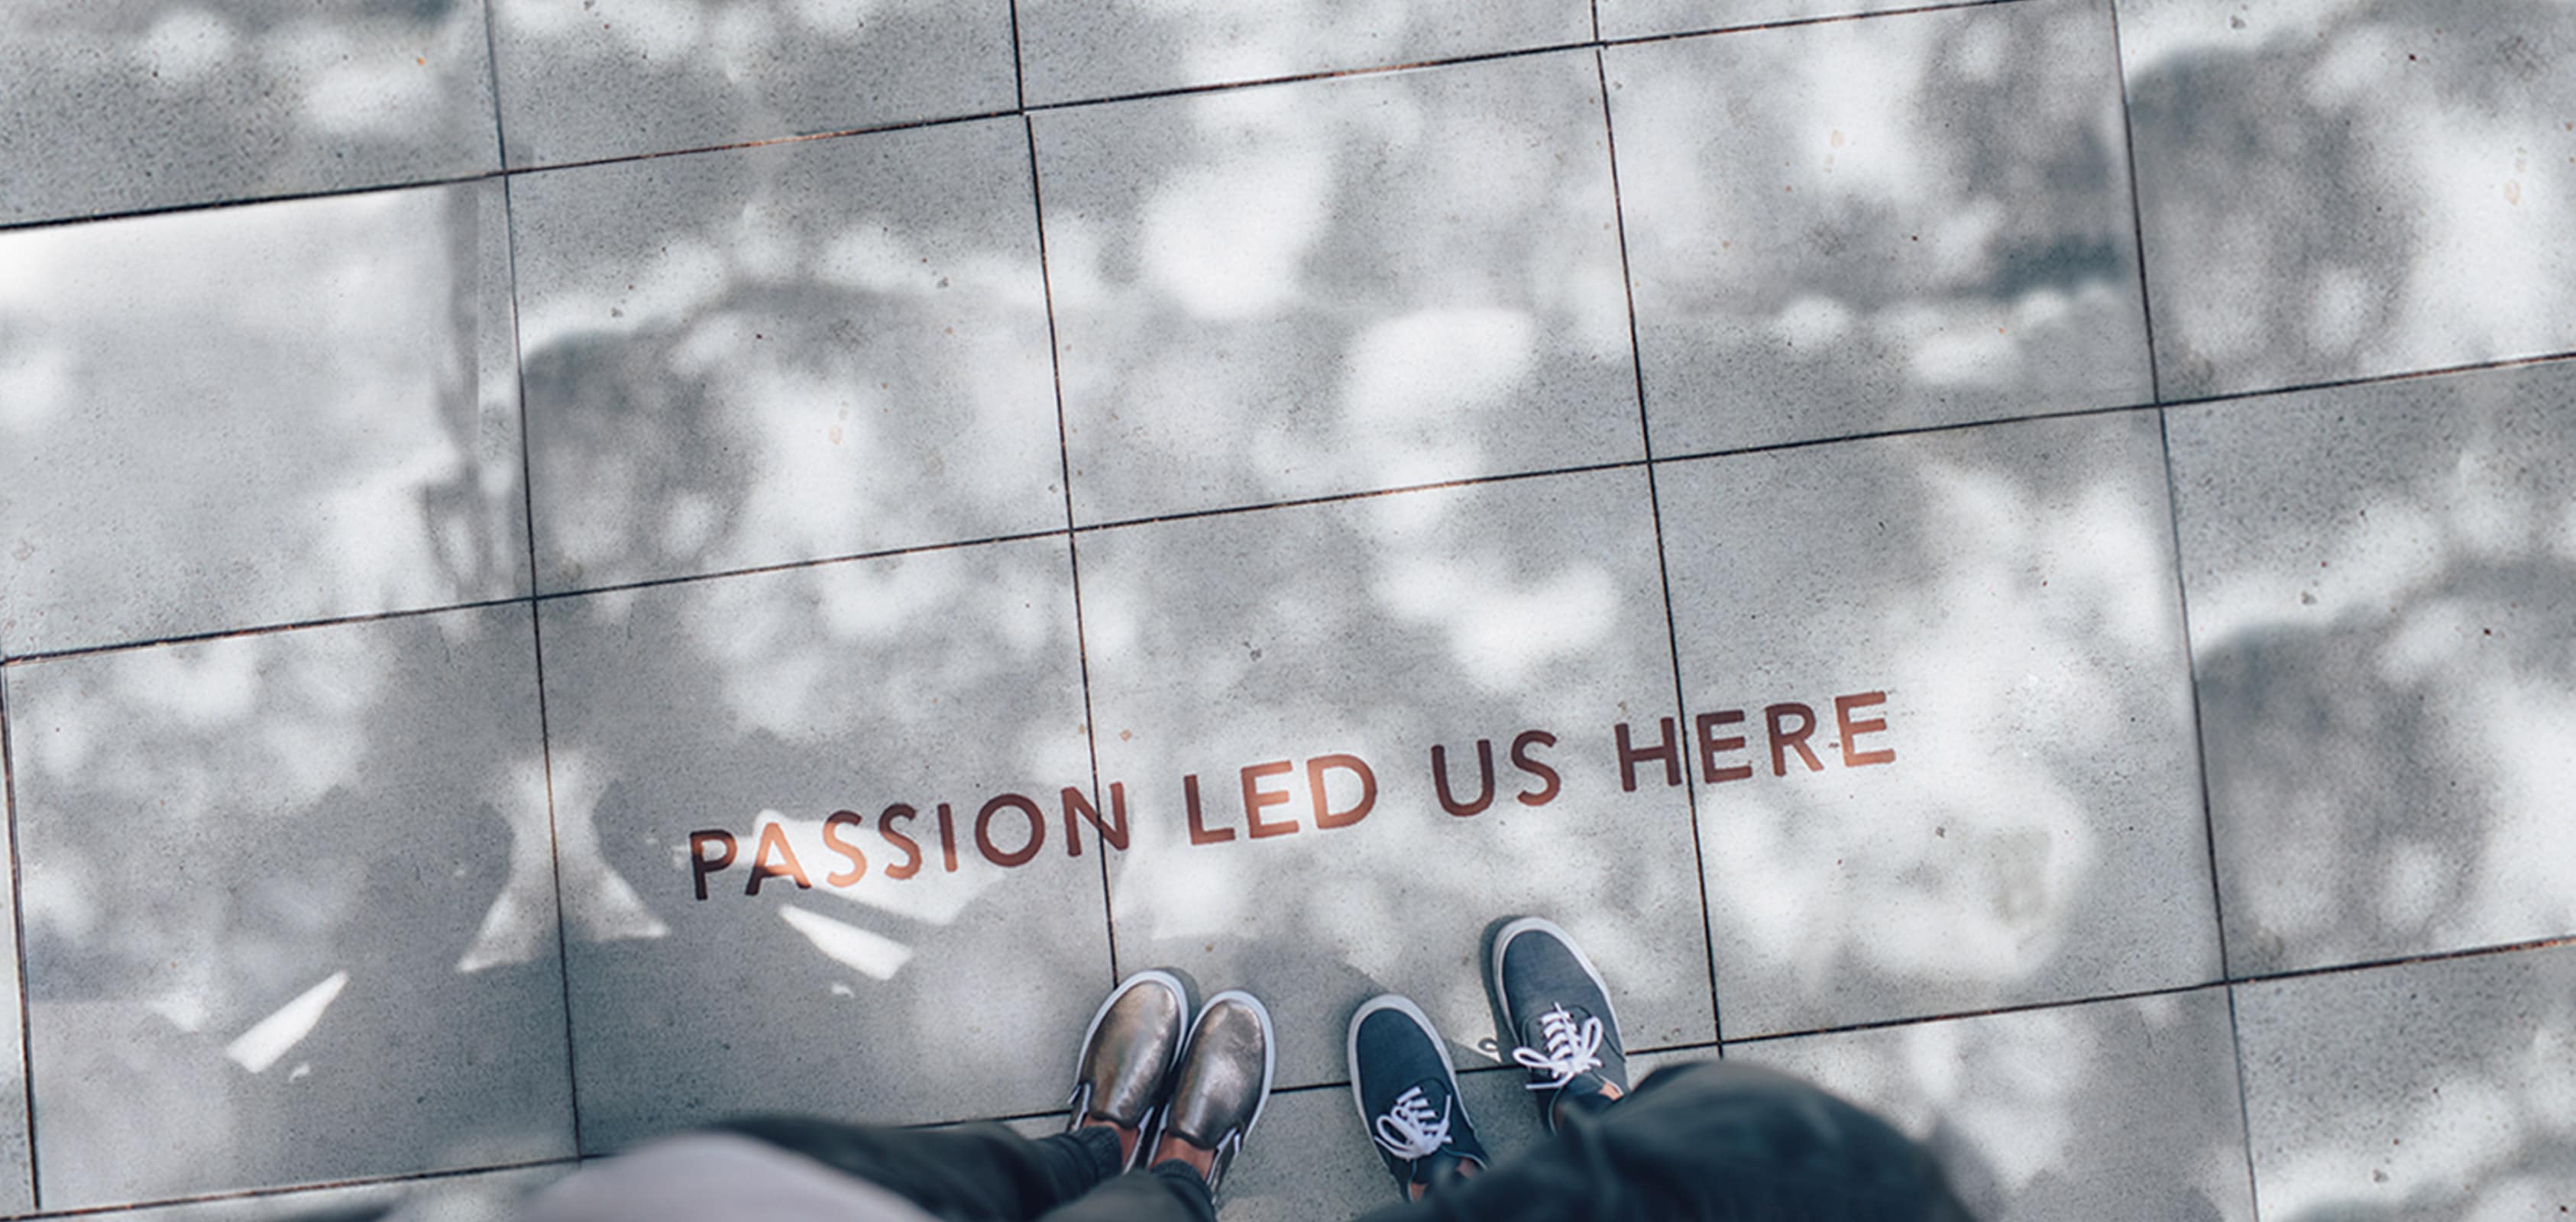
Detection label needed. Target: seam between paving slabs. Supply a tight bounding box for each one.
[13,345,2576,671]
[0,0,2048,237]
[1593,44,1727,1052]
[1,664,37,1211]
[2150,399,2254,1216]
[481,0,589,1164]
[1018,110,1123,991]
[496,173,589,1159]
[2105,0,2164,406]
[12,344,2576,672]
[0,1156,580,1221]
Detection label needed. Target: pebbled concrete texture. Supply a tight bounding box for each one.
[0,0,501,226]
[1662,410,2217,1037]
[2235,945,2576,1220]
[2122,0,2576,399]
[2169,359,2576,978]
[5,0,2574,1218]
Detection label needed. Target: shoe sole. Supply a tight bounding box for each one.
[1189,989,1277,1136]
[1345,993,1471,1137]
[1072,968,1192,1168]
[1485,916,1620,1056]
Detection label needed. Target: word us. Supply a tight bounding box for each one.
[684,691,1895,900]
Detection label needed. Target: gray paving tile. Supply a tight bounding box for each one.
[1034,54,1642,525]
[1659,411,2217,1036]
[9,608,574,1210]
[1605,0,2152,456]
[2235,946,2576,1220]
[537,537,1113,1150]
[1600,0,2015,40]
[2168,360,2576,976]
[82,1165,567,1222]
[1219,1063,1558,1220]
[0,681,29,1215]
[511,119,1064,593]
[1015,0,1591,106]
[487,0,1015,167]
[0,0,501,225]
[1081,467,1717,1091]
[1736,988,2254,1220]
[0,182,528,658]
[2123,0,2576,399]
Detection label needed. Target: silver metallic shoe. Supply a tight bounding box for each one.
[1067,969,1192,1169]
[1155,990,1275,1197]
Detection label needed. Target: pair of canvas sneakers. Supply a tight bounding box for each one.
[1067,916,1629,1201]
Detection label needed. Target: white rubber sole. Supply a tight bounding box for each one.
[1487,916,1620,1044]
[1345,993,1471,1134]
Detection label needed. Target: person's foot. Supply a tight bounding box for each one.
[1148,990,1273,1197]
[1348,994,1489,1201]
[1487,916,1628,1133]
[1068,970,1191,1169]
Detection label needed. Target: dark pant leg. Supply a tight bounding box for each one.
[712,1115,1123,1221]
[1031,1160,1217,1222]
[1357,1060,1975,1222]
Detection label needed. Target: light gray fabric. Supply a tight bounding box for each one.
[517,1132,940,1222]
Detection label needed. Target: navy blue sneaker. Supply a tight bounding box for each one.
[1487,916,1627,1132]
[1348,994,1488,1201]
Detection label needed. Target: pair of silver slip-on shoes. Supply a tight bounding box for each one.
[1066,971,1275,1197]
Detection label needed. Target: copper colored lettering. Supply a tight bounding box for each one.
[1309,754,1377,829]
[1511,730,1561,807]
[688,830,737,901]
[1061,783,1130,855]
[1765,703,1824,776]
[1615,719,1684,792]
[1432,741,1497,817]
[1695,710,1752,784]
[746,822,812,895]
[1243,760,1298,839]
[1183,774,1234,845]
[880,803,924,880]
[822,810,868,886]
[976,794,1046,868]
[1835,691,1896,768]
[936,801,960,873]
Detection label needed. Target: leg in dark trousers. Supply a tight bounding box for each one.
[713,1117,1212,1222]
[1354,1060,1976,1222]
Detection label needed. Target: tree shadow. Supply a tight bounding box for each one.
[0,0,499,225]
[2124,0,2576,398]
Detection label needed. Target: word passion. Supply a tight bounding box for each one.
[685,691,1896,901]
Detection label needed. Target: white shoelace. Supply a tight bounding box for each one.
[1373,1085,1454,1159]
[1511,1004,1604,1091]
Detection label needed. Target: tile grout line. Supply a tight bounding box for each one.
[0,0,2055,238]
[6,346,2574,671]
[2222,981,2262,1217]
[1591,44,1725,1052]
[479,0,510,174]
[2150,410,2231,972]
[1018,113,1120,991]
[488,57,589,1152]
[2150,396,2254,1206]
[2143,358,2246,1206]
[0,666,40,1211]
[0,1156,582,1220]
[2105,0,2163,404]
[1714,932,2576,1049]
[1006,0,1029,113]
